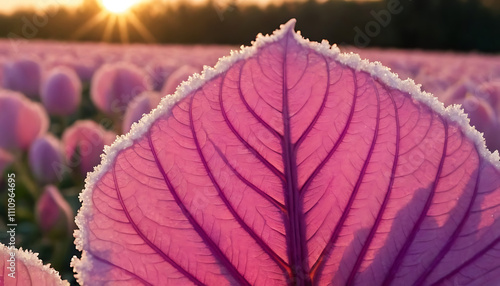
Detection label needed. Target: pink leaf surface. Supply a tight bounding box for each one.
[74,20,500,285]
[0,243,68,285]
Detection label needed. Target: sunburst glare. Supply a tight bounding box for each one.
[72,0,155,43]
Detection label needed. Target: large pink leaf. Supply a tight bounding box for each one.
[74,20,500,285]
[0,243,68,285]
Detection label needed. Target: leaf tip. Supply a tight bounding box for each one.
[280,18,297,34]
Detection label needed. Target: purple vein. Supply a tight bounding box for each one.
[382,118,449,286]
[26,261,33,286]
[399,113,434,157]
[289,54,311,91]
[189,95,292,279]
[299,68,358,197]
[147,133,250,286]
[280,31,311,286]
[415,161,480,285]
[251,61,283,113]
[208,137,287,213]
[238,62,282,141]
[430,236,500,285]
[111,168,204,286]
[89,250,154,286]
[310,76,381,284]
[294,55,332,149]
[346,85,401,285]
[219,72,286,182]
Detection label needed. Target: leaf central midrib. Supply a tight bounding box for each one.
[281,33,311,286]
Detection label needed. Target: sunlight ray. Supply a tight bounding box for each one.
[102,14,118,42]
[72,11,109,40]
[127,13,156,43]
[118,16,129,43]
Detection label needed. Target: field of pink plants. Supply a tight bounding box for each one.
[0,20,499,285]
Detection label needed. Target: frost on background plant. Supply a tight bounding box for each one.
[0,243,68,285]
[68,20,500,285]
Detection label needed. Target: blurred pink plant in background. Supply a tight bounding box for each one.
[476,81,500,111]
[122,91,162,133]
[62,120,116,177]
[145,60,179,91]
[2,58,42,98]
[36,185,74,234]
[29,134,66,184]
[91,63,152,114]
[41,67,82,116]
[0,89,48,150]
[161,65,200,96]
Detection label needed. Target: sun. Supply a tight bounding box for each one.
[73,0,155,43]
[101,0,140,14]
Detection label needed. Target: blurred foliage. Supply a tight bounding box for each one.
[0,85,100,284]
[0,0,498,52]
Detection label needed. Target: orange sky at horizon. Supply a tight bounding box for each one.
[0,0,266,14]
[0,0,82,14]
[0,0,382,14]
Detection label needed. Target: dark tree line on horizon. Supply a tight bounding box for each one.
[0,0,499,52]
